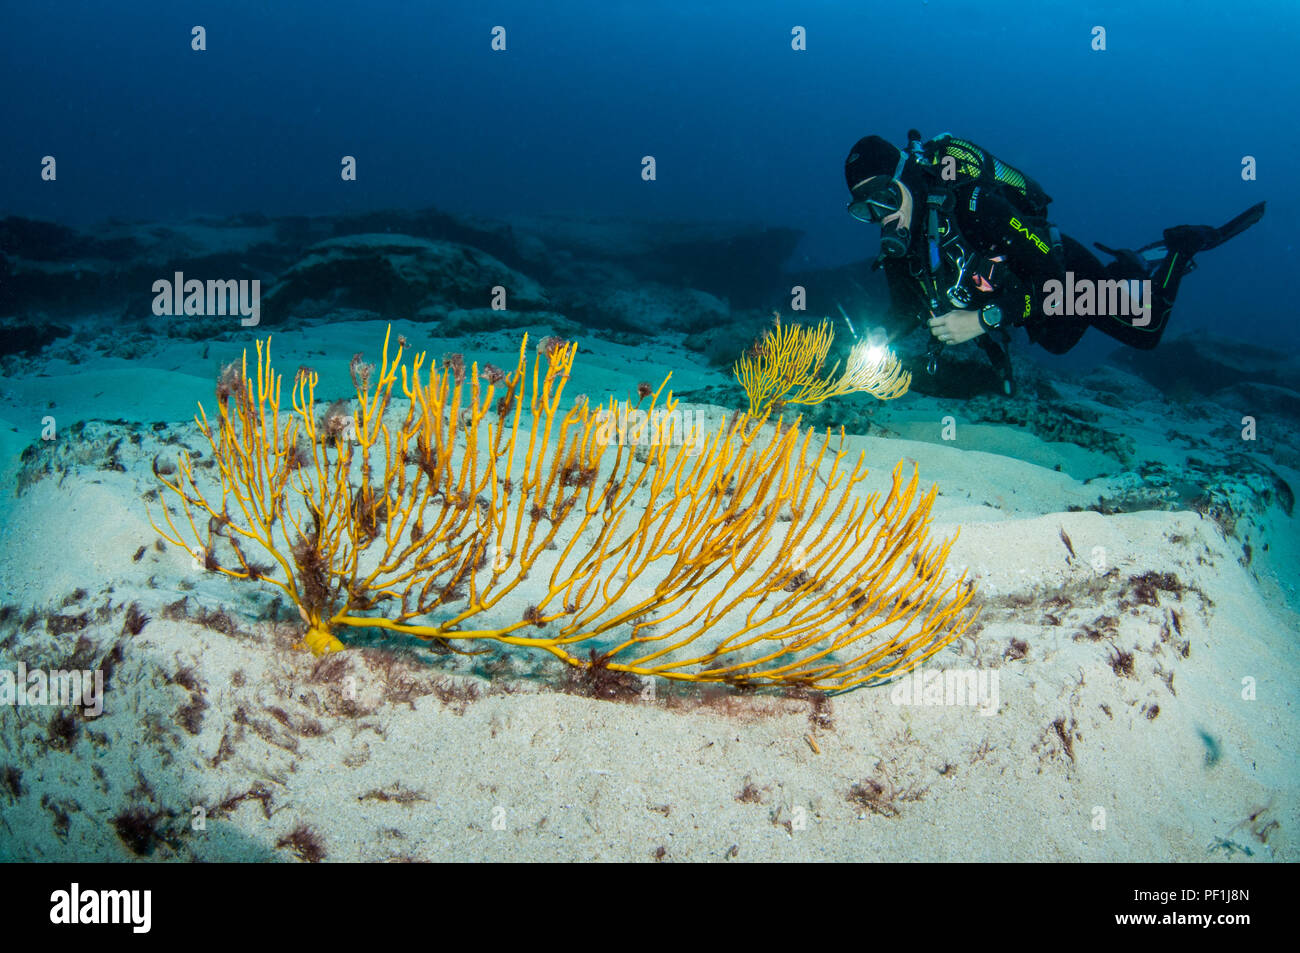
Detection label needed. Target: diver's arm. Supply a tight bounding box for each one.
[987,274,1035,327]
[928,308,985,344]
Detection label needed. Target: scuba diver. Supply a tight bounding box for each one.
[845,131,1265,395]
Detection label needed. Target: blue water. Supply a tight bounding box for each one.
[1,0,1295,347]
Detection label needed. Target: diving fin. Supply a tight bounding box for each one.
[1137,201,1266,256]
[1198,200,1266,251]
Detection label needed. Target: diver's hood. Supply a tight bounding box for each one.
[846,135,926,260]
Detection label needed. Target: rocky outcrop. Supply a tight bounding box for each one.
[0,209,802,337]
[0,214,287,318]
[1212,381,1300,421]
[555,281,730,334]
[509,216,801,310]
[1111,333,1300,396]
[261,234,550,323]
[0,316,70,357]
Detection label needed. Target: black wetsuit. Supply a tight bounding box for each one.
[880,184,1177,354]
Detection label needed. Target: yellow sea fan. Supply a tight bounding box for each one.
[148,327,970,691]
[734,315,910,418]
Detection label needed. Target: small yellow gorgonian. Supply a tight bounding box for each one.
[734,315,910,418]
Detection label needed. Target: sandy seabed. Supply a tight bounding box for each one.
[1,319,1296,862]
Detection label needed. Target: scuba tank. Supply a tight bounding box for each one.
[910,129,1053,219]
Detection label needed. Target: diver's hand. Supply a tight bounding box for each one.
[927,309,986,345]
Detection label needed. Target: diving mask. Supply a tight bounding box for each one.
[848,176,911,258]
[847,176,902,224]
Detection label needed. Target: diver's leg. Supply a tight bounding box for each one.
[1023,235,1098,353]
[1091,202,1266,351]
[1093,227,1213,350]
[1088,240,1174,350]
[1093,259,1173,350]
[1026,314,1088,354]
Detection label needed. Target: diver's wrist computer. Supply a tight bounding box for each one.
[979,303,1003,329]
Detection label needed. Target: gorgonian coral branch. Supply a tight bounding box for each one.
[150,326,972,690]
